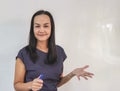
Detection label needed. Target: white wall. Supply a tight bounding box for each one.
[0,0,120,91]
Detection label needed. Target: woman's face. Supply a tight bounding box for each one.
[33,14,51,42]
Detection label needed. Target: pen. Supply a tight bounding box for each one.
[39,74,44,80]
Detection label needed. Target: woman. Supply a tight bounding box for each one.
[14,10,94,91]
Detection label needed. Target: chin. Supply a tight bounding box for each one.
[38,38,49,42]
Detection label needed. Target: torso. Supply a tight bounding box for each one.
[16,45,67,91]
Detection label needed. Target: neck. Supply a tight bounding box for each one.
[36,41,48,52]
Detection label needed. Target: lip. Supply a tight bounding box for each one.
[37,34,47,36]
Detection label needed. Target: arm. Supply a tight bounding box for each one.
[57,72,75,87]
[14,58,43,91]
[57,65,94,87]
[14,58,32,91]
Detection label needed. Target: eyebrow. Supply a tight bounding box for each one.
[34,23,40,25]
[34,23,50,25]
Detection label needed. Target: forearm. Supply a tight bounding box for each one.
[14,81,32,91]
[57,71,75,87]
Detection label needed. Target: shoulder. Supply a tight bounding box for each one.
[16,46,29,63]
[56,45,66,54]
[56,45,67,61]
[56,45,64,51]
[19,46,26,51]
[17,45,28,55]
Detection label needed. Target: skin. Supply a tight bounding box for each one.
[14,14,94,91]
[14,14,50,91]
[57,65,94,87]
[34,14,51,52]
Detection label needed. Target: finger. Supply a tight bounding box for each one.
[33,88,42,91]
[87,75,93,78]
[32,89,38,91]
[32,86,40,91]
[35,79,43,84]
[84,76,88,80]
[32,84,43,91]
[77,76,80,80]
[32,80,43,90]
[85,72,94,76]
[84,74,93,78]
[32,86,41,90]
[32,82,42,87]
[82,65,89,70]
[81,75,88,80]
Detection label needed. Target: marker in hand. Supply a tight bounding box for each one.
[39,74,44,80]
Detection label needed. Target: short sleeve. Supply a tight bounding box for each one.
[61,47,67,62]
[16,48,25,62]
[56,45,67,62]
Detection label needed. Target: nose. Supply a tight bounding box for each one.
[39,27,44,32]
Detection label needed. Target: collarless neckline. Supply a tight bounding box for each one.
[36,48,48,54]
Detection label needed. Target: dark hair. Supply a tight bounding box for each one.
[26,10,57,64]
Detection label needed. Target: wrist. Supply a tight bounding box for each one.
[28,81,32,91]
[70,71,75,77]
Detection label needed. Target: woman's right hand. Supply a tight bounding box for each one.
[31,77,43,91]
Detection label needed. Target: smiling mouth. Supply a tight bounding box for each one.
[38,34,47,36]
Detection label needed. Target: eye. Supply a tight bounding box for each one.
[35,26,40,28]
[44,26,49,28]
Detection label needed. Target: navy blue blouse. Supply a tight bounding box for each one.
[16,45,67,91]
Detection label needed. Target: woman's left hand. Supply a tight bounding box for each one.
[72,65,94,80]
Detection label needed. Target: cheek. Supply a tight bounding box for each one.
[33,30,38,38]
[48,29,51,37]
[33,28,38,32]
